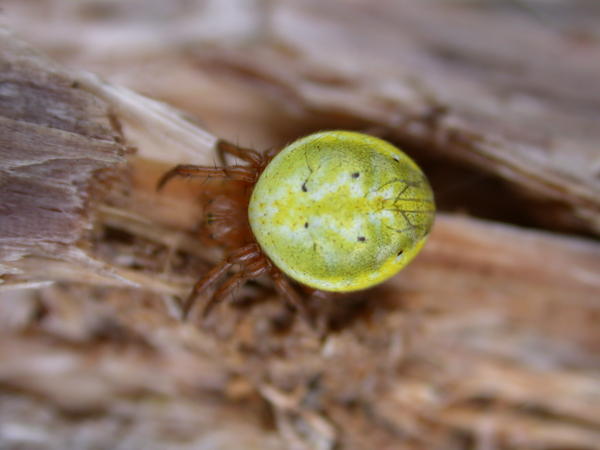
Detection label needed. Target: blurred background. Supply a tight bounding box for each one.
[1,1,599,449]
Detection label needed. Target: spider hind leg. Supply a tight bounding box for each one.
[202,258,268,319]
[182,243,263,319]
[182,243,314,329]
[270,268,314,328]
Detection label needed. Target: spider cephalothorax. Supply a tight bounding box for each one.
[157,131,435,324]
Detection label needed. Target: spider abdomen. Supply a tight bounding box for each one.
[248,131,435,292]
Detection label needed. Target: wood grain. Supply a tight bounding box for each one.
[0,2,599,449]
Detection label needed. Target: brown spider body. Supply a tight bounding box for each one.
[203,185,253,250]
[157,141,308,322]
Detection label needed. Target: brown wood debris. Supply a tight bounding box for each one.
[0,1,599,449]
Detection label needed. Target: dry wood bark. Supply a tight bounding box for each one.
[0,1,599,449]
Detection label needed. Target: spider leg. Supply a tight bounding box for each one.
[182,260,232,319]
[217,140,264,166]
[156,164,257,191]
[202,259,268,318]
[270,268,313,327]
[182,243,261,319]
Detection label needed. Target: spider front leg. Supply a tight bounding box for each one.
[217,139,278,175]
[216,140,263,166]
[156,164,257,191]
[157,140,273,191]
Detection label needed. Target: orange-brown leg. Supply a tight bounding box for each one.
[200,254,314,328]
[270,268,313,327]
[202,258,268,318]
[216,140,264,166]
[156,164,257,191]
[182,261,232,319]
[182,243,261,319]
[217,139,279,175]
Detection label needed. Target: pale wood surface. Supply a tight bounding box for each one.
[1,1,599,449]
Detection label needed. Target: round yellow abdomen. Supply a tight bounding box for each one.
[248,131,434,292]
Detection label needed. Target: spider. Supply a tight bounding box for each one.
[157,131,435,324]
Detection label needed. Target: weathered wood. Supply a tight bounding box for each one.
[0,29,217,290]
[0,29,126,282]
[0,2,599,450]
